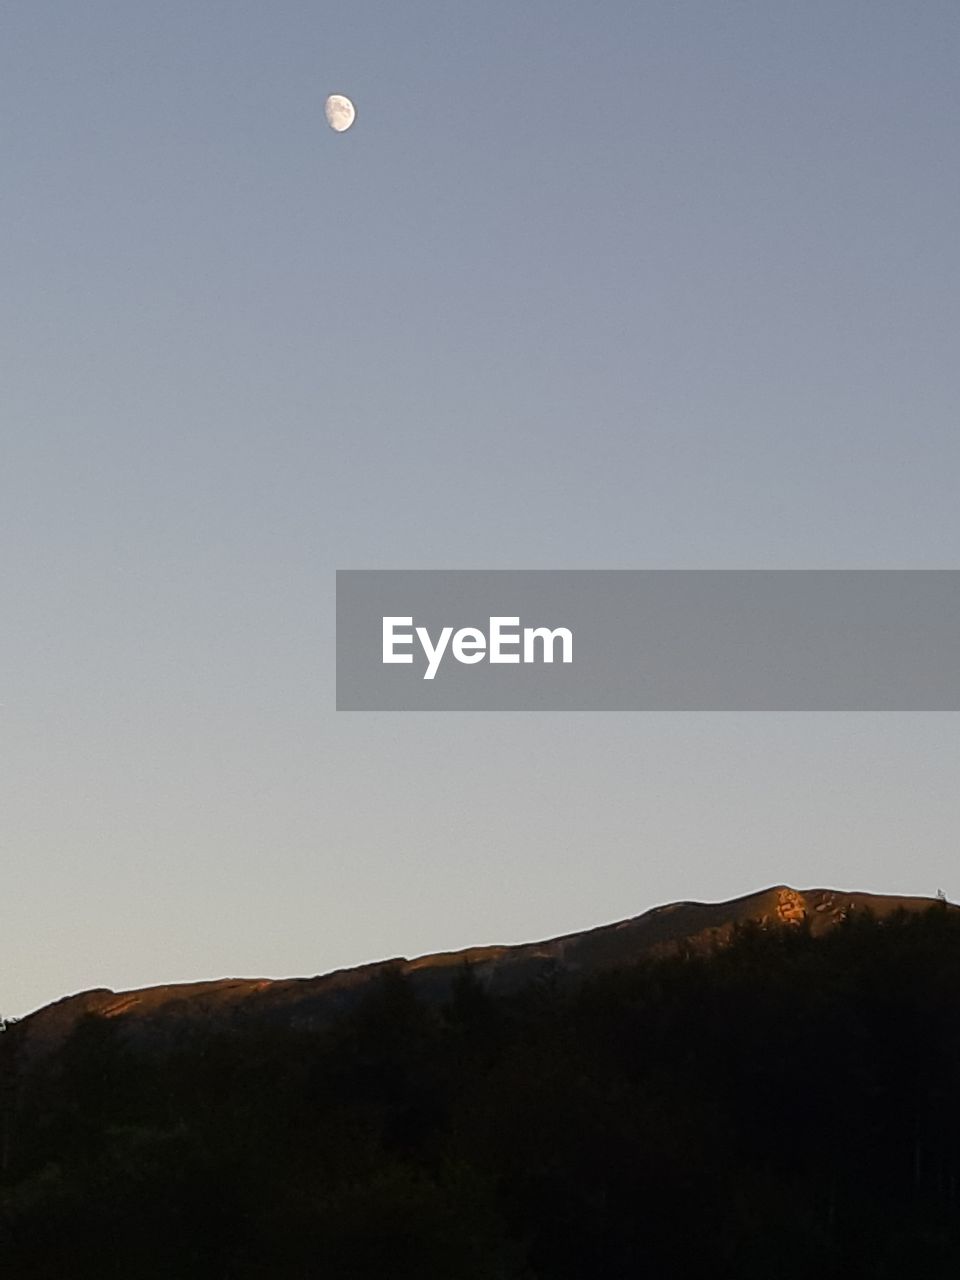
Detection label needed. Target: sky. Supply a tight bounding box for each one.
[3,1,960,1018]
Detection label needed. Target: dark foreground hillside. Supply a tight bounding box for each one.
[3,904,960,1278]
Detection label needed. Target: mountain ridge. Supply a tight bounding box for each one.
[15,884,952,1059]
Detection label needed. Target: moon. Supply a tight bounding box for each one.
[325,94,356,133]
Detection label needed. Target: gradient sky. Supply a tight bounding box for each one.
[3,1,960,1018]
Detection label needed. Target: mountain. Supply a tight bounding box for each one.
[17,884,949,1058]
[4,883,960,1278]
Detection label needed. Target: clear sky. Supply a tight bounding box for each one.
[3,1,960,1018]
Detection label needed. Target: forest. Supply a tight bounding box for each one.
[2,904,960,1278]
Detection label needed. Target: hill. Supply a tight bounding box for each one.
[15,884,946,1059]
[3,885,959,1278]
